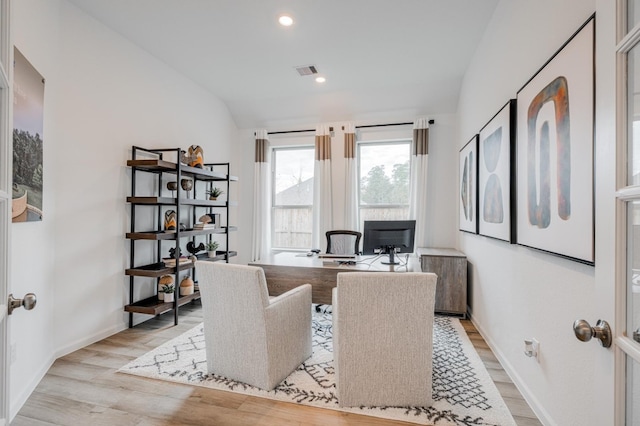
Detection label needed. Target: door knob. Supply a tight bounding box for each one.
[573,319,612,348]
[8,293,37,315]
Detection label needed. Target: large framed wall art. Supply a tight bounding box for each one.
[459,135,479,234]
[516,15,595,265]
[12,47,45,223]
[478,100,516,243]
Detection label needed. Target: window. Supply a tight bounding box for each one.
[271,146,315,249]
[358,140,411,230]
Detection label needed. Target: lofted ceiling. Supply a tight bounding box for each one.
[67,0,499,129]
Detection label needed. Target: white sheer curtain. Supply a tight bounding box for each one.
[251,130,271,261]
[409,118,430,248]
[343,123,358,231]
[312,125,333,250]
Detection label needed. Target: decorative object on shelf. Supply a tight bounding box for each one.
[207,187,224,200]
[166,181,178,197]
[197,213,220,229]
[180,275,195,296]
[164,210,177,231]
[206,240,219,258]
[162,283,175,303]
[186,241,205,256]
[168,246,182,259]
[187,145,204,168]
[162,256,190,267]
[158,275,173,301]
[180,179,193,197]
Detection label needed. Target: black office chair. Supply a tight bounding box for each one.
[317,230,362,313]
[325,230,362,255]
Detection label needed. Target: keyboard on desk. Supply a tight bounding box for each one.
[317,253,356,260]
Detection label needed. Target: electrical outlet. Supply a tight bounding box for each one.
[10,343,16,365]
[524,338,539,360]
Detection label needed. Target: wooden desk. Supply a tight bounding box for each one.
[250,252,420,305]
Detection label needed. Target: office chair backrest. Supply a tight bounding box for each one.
[326,230,362,255]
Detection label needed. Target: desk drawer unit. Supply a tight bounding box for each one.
[418,248,467,318]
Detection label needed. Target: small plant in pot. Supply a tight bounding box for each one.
[207,187,224,200]
[206,240,219,258]
[162,284,176,303]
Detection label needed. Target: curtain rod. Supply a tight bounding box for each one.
[354,120,434,130]
[255,119,435,136]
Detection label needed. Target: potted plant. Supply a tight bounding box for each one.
[158,275,173,301]
[162,283,175,303]
[207,187,224,200]
[206,240,219,258]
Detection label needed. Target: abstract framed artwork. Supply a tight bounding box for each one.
[459,135,479,234]
[478,100,516,243]
[516,15,595,265]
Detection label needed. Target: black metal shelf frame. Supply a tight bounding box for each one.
[126,146,237,328]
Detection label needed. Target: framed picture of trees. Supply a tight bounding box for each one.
[12,47,44,222]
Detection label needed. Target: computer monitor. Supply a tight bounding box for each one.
[362,220,416,265]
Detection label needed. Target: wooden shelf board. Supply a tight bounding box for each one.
[124,291,201,315]
[125,261,194,277]
[127,196,176,205]
[126,226,237,240]
[127,159,230,181]
[195,251,238,262]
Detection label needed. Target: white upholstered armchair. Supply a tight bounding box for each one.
[195,261,312,391]
[332,271,438,407]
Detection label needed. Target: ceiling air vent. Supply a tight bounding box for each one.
[295,65,318,76]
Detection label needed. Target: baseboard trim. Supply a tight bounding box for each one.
[55,323,127,359]
[10,354,54,422]
[468,312,555,426]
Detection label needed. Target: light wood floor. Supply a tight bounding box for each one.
[12,302,542,425]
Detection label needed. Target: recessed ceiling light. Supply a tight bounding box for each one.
[315,76,326,83]
[279,15,293,26]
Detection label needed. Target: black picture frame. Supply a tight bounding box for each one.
[515,15,595,265]
[459,134,479,234]
[478,100,517,243]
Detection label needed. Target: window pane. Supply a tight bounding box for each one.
[628,42,640,185]
[273,148,314,206]
[630,0,640,31]
[627,355,640,424]
[272,147,314,249]
[628,201,640,345]
[358,141,410,230]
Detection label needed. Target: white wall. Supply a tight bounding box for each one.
[457,1,615,425]
[10,0,238,417]
[233,114,458,264]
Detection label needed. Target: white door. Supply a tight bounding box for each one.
[0,1,10,424]
[615,1,640,424]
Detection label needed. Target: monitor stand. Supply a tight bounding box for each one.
[381,245,399,265]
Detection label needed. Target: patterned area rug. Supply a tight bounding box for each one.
[119,309,516,426]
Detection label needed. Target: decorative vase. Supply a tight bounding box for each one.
[180,276,195,296]
[164,210,177,231]
[164,292,175,303]
[188,145,204,168]
[207,250,216,258]
[166,181,178,197]
[180,179,193,197]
